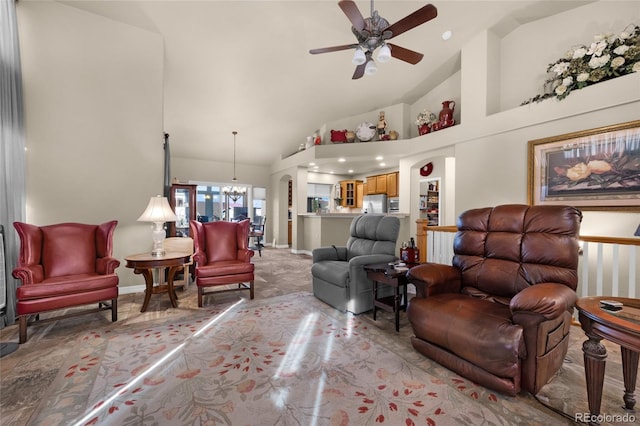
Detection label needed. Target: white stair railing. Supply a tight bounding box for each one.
[578,236,639,298]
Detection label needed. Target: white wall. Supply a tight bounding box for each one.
[18,2,164,289]
[172,156,270,186]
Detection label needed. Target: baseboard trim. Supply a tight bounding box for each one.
[291,249,312,256]
[119,285,146,295]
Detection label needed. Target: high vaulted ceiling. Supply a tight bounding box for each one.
[58,0,592,174]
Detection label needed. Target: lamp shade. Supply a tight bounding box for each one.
[365,59,377,75]
[352,48,366,66]
[137,196,178,223]
[377,44,391,62]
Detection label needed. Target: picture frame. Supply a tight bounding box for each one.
[527,120,640,211]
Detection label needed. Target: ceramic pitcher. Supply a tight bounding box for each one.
[438,100,455,124]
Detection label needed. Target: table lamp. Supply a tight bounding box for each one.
[137,195,178,256]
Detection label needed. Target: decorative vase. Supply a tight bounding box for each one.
[418,124,430,135]
[438,100,456,129]
[345,130,356,143]
[389,130,399,140]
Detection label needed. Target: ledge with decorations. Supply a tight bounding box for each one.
[282,19,639,166]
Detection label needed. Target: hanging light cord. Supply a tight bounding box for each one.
[232,131,238,182]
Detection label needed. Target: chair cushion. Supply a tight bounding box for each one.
[16,273,118,300]
[346,215,399,259]
[453,205,581,297]
[311,261,350,288]
[197,260,254,278]
[408,293,525,379]
[41,224,97,278]
[204,222,239,263]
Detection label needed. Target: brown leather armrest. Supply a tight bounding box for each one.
[510,283,577,321]
[406,263,462,298]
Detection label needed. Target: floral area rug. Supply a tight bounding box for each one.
[28,293,569,425]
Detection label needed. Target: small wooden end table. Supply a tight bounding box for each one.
[576,296,640,425]
[125,251,191,312]
[364,262,414,332]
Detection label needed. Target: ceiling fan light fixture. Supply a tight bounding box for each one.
[352,47,366,65]
[377,43,391,62]
[365,59,377,75]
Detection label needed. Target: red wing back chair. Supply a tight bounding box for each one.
[12,221,120,343]
[406,204,582,396]
[190,219,255,307]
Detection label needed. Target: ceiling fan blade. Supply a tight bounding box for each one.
[385,4,437,39]
[338,0,366,33]
[352,63,365,80]
[388,43,424,65]
[309,44,359,54]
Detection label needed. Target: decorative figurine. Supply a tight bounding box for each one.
[377,111,387,140]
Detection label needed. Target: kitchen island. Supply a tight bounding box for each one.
[298,212,409,254]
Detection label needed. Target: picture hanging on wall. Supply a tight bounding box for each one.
[528,120,640,211]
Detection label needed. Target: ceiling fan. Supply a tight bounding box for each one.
[309,0,437,79]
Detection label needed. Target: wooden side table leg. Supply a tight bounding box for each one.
[166,266,180,308]
[394,285,400,332]
[372,281,378,321]
[621,347,639,411]
[138,268,154,313]
[583,332,607,425]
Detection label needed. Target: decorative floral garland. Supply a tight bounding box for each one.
[522,23,639,105]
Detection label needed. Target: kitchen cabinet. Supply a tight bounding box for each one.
[339,180,362,207]
[387,172,398,197]
[365,179,376,195]
[356,181,364,208]
[169,183,197,237]
[365,172,398,197]
[375,175,387,195]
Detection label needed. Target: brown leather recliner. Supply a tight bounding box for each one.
[406,204,582,396]
[190,219,255,307]
[12,221,120,343]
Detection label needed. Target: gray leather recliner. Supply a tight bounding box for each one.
[311,214,400,314]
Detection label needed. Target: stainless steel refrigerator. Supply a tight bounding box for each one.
[362,194,388,214]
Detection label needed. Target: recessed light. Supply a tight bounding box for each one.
[329,171,334,174]
[442,30,452,41]
[375,156,383,161]
[380,162,386,167]
[348,169,354,173]
[338,158,346,162]
[309,162,316,166]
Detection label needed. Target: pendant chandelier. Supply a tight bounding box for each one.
[223,186,246,202]
[222,131,246,202]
